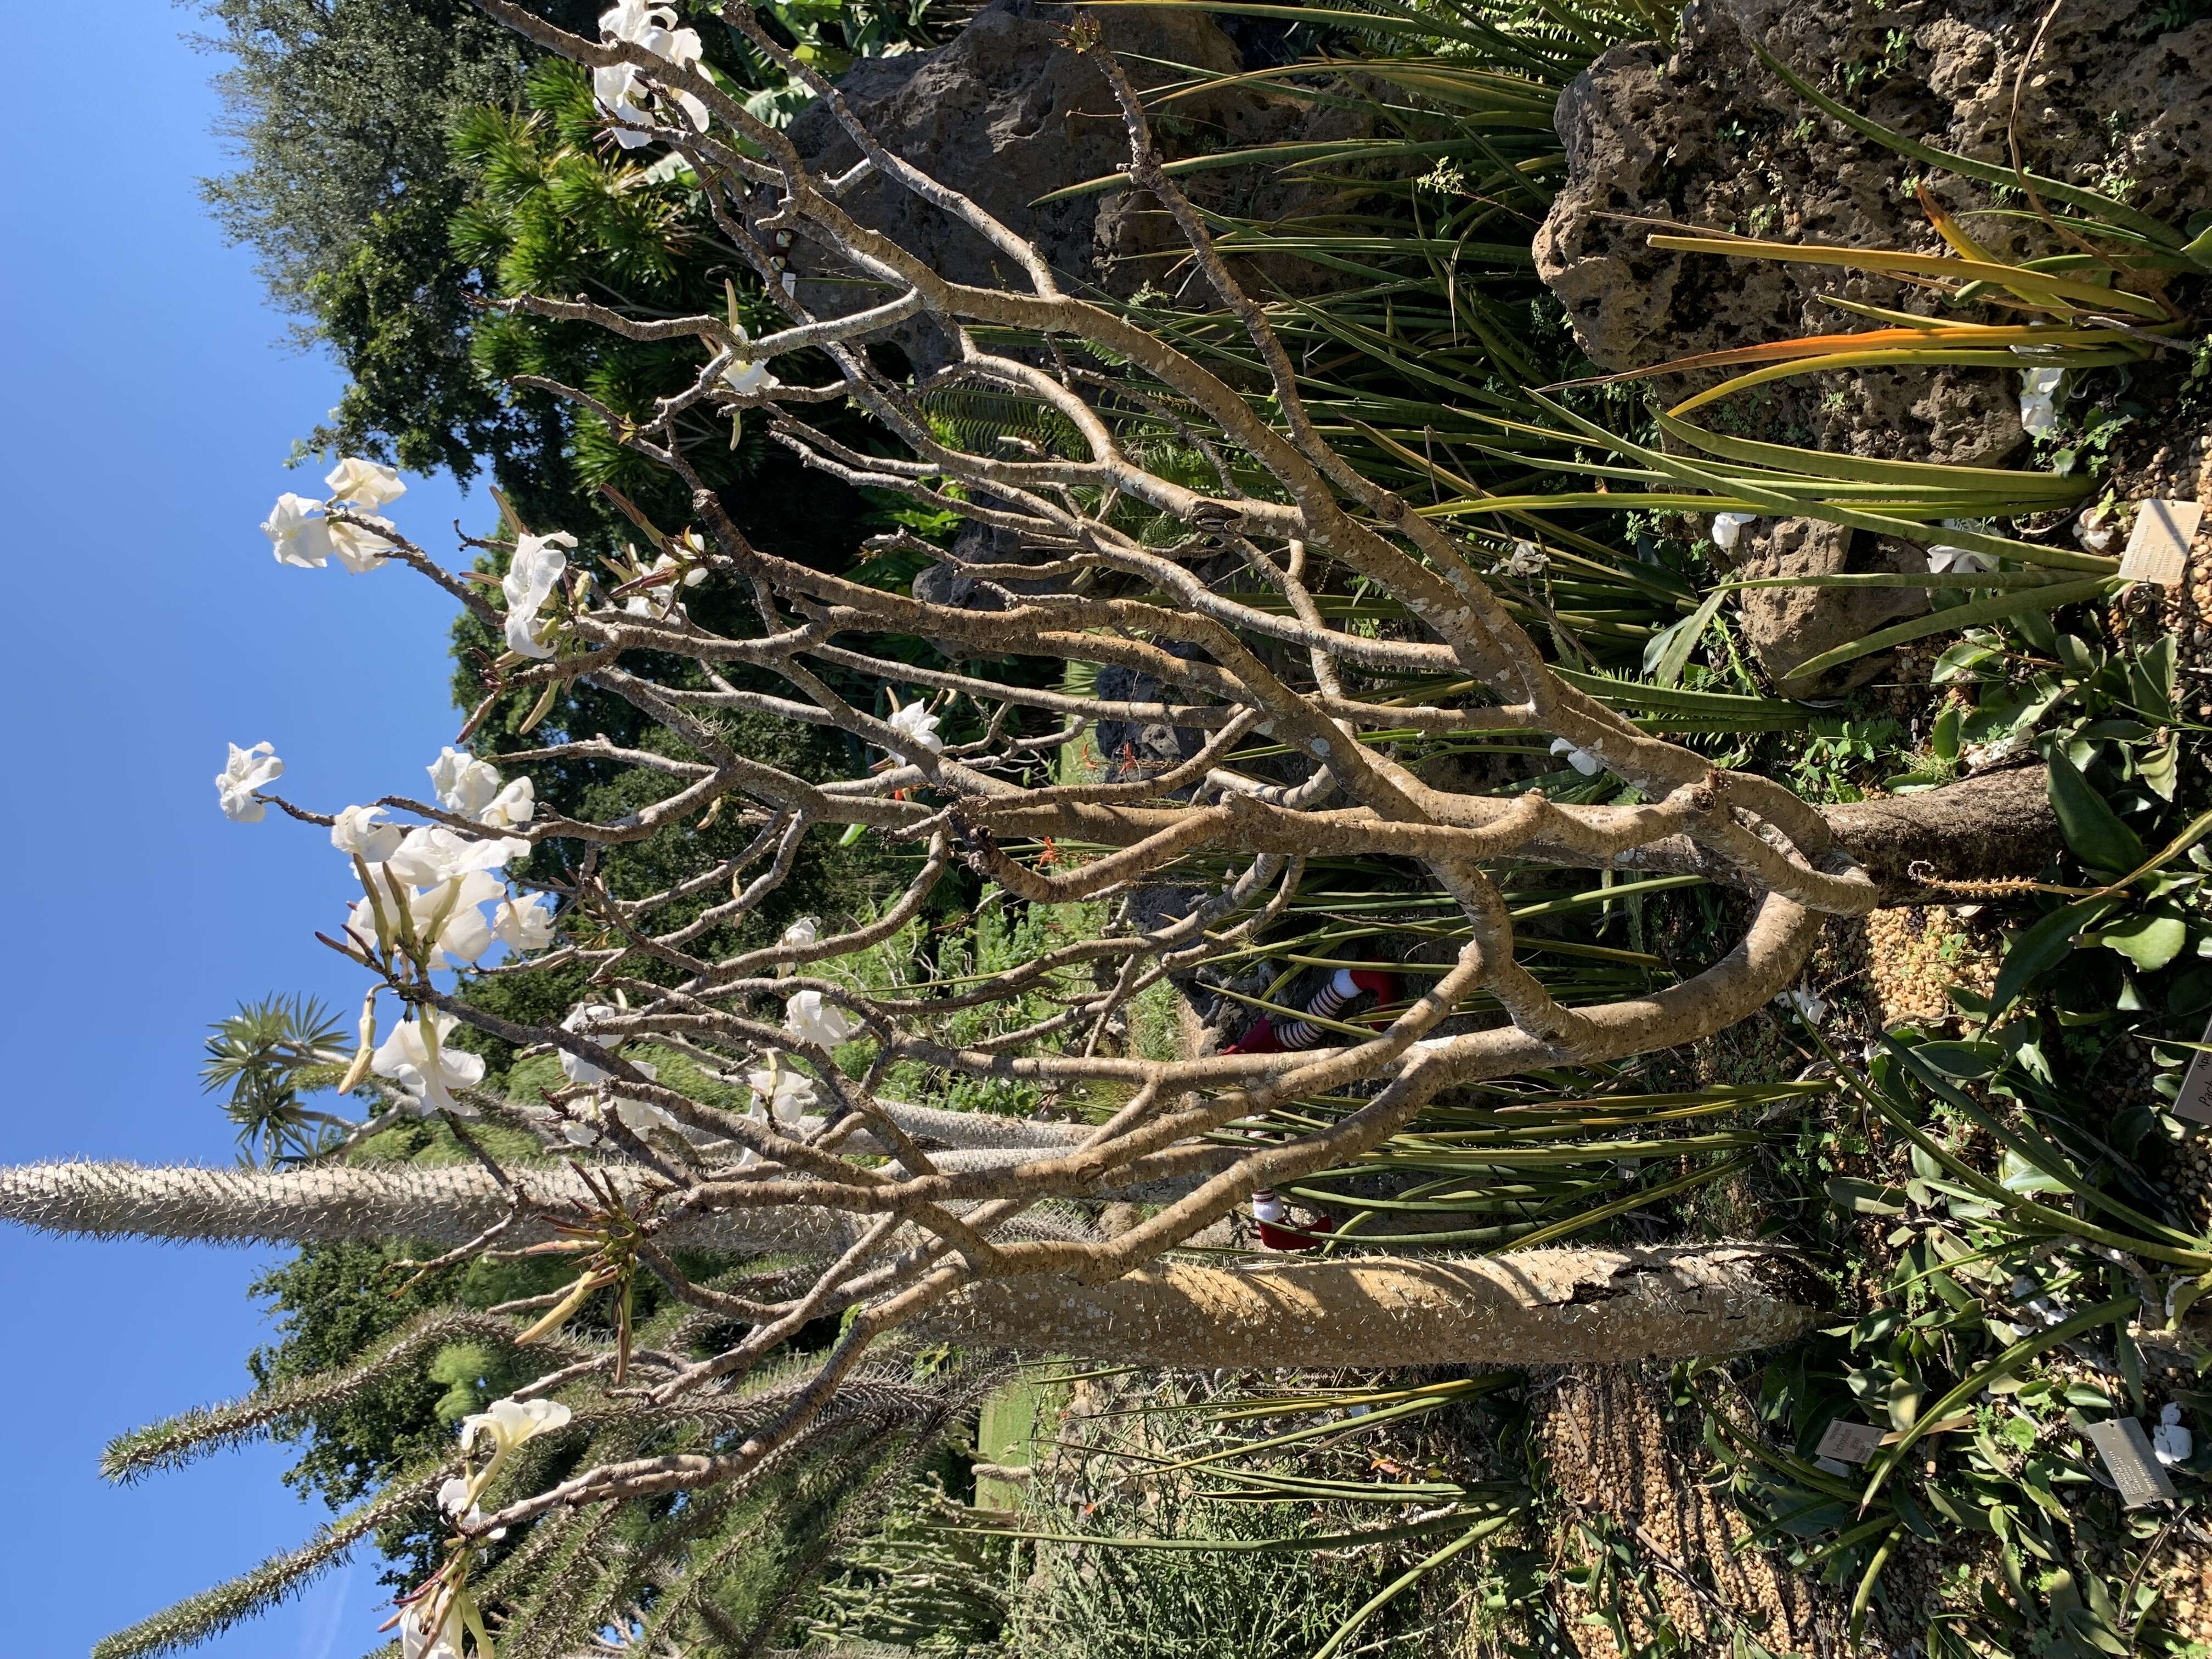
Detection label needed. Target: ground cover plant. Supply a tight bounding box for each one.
[12,0,2212,1653]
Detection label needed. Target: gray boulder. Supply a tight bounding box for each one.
[1534,0,2212,464]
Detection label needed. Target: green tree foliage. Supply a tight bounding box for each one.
[192,0,600,479]
[194,0,955,534]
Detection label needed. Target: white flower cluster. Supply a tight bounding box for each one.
[262,456,405,572]
[1772,984,1828,1025]
[594,1,708,148]
[623,549,709,623]
[555,1002,681,1143]
[552,976,849,1151]
[405,1395,575,1654]
[320,750,553,1115]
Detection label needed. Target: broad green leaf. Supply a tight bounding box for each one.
[2046,750,2147,872]
[1827,1177,1908,1215]
[1912,1039,1995,1077]
[1932,703,1961,763]
[2096,910,2188,971]
[1990,895,2120,1019]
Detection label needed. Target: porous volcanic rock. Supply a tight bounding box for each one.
[783,0,1372,365]
[1536,0,2212,461]
[1725,515,1930,692]
[1534,0,2211,687]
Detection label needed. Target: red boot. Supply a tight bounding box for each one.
[1252,1190,1335,1251]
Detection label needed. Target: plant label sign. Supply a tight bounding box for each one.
[2083,1418,2177,1508]
[1812,1419,1886,1466]
[2117,498,2203,587]
[2172,1013,2212,1125]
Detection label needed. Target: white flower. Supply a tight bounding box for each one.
[601,0,702,64]
[324,456,405,512]
[478,776,535,831]
[493,893,557,953]
[1709,512,1757,552]
[2073,506,2118,554]
[592,63,652,144]
[720,329,779,398]
[1774,985,1828,1025]
[1493,539,1548,577]
[216,741,284,822]
[460,1395,573,1456]
[436,1476,483,1527]
[560,1003,619,1085]
[503,531,575,659]
[1927,543,1993,575]
[885,701,944,754]
[594,3,708,147]
[2156,1403,2193,1466]
[784,989,860,1048]
[1549,737,1602,776]
[262,493,336,569]
[372,1009,487,1116]
[622,552,706,620]
[430,748,503,819]
[399,1598,465,1659]
[384,825,529,885]
[408,870,506,966]
[746,1062,817,1124]
[2019,367,2063,437]
[325,513,397,574]
[781,916,820,949]
[331,804,404,863]
[612,1091,682,1138]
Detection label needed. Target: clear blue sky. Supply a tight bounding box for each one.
[0,6,483,1652]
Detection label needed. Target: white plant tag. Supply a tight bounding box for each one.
[2084,1418,2178,1508]
[2117,499,2203,586]
[2172,1011,2212,1125]
[1813,1419,1886,1466]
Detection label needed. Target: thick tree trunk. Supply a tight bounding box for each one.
[0,1160,861,1255]
[1572,766,2058,901]
[6,1164,1811,1365]
[1822,765,2059,899]
[977,769,2057,906]
[922,1246,1814,1365]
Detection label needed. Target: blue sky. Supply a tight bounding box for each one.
[0,6,484,1651]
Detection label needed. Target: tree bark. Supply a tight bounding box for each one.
[967,769,2057,906]
[921,1245,1814,1365]
[1822,765,2058,899]
[5,1164,1812,1365]
[0,1160,861,1255]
